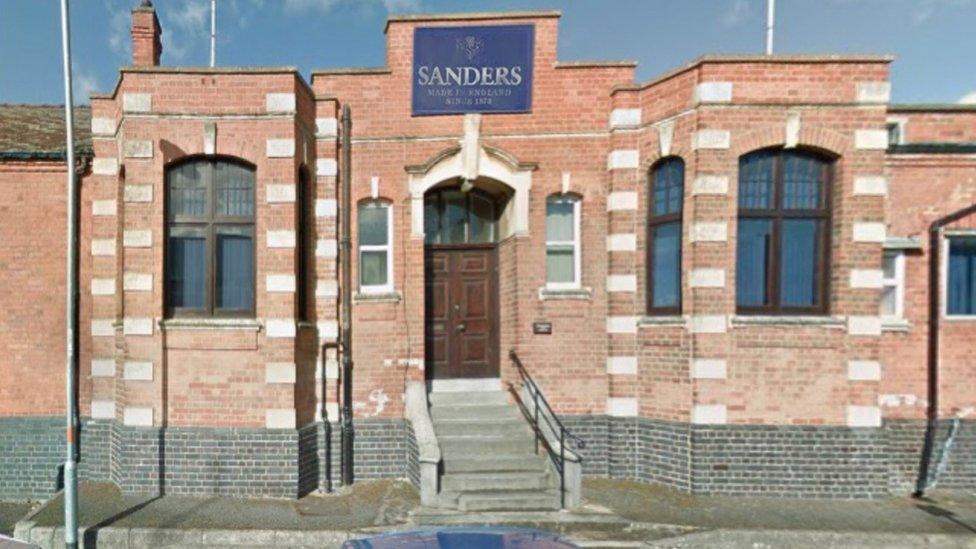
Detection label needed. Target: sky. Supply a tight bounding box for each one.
[1,0,975,106]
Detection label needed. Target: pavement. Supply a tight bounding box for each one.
[0,503,36,537]
[7,479,976,548]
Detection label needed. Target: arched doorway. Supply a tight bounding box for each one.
[424,182,507,380]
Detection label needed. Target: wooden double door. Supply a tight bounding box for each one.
[425,245,499,379]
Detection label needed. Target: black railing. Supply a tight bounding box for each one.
[509,349,585,508]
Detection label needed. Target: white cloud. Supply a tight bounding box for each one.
[72,65,101,104]
[911,0,976,26]
[959,90,976,104]
[282,0,419,14]
[720,0,752,28]
[105,1,131,60]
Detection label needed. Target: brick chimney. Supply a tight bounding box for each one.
[131,1,162,66]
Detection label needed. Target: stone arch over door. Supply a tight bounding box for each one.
[406,143,535,240]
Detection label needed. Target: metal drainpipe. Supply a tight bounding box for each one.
[339,105,355,486]
[915,202,976,497]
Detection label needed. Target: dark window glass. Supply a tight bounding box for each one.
[296,170,308,321]
[358,201,391,290]
[948,237,976,315]
[165,158,256,317]
[736,149,831,314]
[423,186,498,245]
[647,157,684,314]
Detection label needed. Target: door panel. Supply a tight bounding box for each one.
[425,247,498,379]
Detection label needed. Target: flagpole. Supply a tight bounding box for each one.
[210,0,216,67]
[58,0,80,547]
[766,0,775,55]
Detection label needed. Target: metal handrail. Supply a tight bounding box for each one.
[509,349,585,508]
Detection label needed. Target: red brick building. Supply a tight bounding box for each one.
[1,4,974,503]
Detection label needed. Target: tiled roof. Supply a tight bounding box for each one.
[0,104,92,159]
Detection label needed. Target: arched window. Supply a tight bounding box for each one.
[166,158,255,317]
[646,157,684,314]
[736,148,832,314]
[545,194,581,288]
[358,200,393,293]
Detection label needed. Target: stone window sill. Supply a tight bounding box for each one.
[882,318,912,332]
[730,315,845,328]
[944,315,976,323]
[538,287,592,301]
[354,291,402,304]
[638,315,685,327]
[159,318,262,331]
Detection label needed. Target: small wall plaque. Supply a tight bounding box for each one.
[533,321,552,335]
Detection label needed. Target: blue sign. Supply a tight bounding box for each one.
[412,25,534,115]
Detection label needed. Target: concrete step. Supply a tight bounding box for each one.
[433,418,531,437]
[431,404,519,422]
[439,434,535,456]
[444,453,549,473]
[428,390,510,407]
[442,470,553,492]
[457,489,561,512]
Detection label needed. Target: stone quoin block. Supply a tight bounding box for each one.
[695,81,733,103]
[265,319,296,338]
[265,362,297,384]
[90,117,115,136]
[267,230,296,248]
[123,317,154,336]
[266,274,296,293]
[316,238,338,258]
[90,359,115,378]
[606,233,637,252]
[266,184,296,203]
[853,176,889,196]
[606,316,638,334]
[692,404,727,424]
[90,401,116,420]
[265,409,296,429]
[847,405,882,427]
[266,138,295,158]
[317,158,337,176]
[692,129,731,150]
[316,279,338,297]
[606,191,638,211]
[324,359,339,380]
[266,92,296,113]
[123,229,152,248]
[124,184,153,203]
[607,150,639,170]
[123,361,153,381]
[856,82,891,104]
[123,139,153,159]
[316,198,337,217]
[90,278,116,296]
[689,269,725,288]
[316,117,338,138]
[606,356,638,375]
[689,315,727,334]
[123,273,152,291]
[123,406,154,427]
[606,274,637,293]
[91,320,115,337]
[318,320,339,341]
[122,93,151,113]
[91,239,116,256]
[92,200,117,216]
[692,175,729,195]
[691,359,727,379]
[609,108,641,129]
[606,397,638,417]
[852,222,887,243]
[850,269,884,289]
[691,222,727,243]
[848,360,882,381]
[855,129,889,150]
[92,158,119,176]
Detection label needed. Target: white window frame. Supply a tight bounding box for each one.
[886,116,907,146]
[943,232,976,319]
[880,250,905,319]
[545,195,582,290]
[358,201,394,295]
